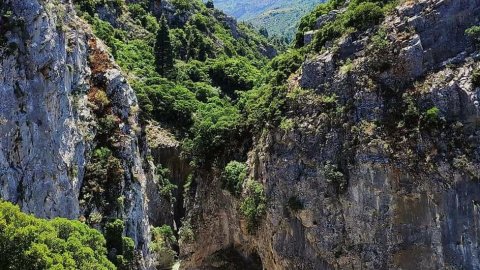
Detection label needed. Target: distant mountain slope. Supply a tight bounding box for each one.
[213,0,325,39]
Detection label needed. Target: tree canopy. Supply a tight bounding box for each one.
[0,201,115,270]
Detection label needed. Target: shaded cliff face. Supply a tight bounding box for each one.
[0,0,169,262]
[182,0,480,269]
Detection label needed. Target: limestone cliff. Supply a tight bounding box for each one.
[0,0,171,266]
[181,0,480,269]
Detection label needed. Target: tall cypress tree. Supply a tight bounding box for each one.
[154,15,174,77]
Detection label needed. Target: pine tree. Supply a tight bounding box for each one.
[154,15,174,77]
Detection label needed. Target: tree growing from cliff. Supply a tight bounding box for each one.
[105,219,135,269]
[155,15,174,77]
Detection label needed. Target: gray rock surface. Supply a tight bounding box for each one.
[181,1,480,269]
[0,0,171,267]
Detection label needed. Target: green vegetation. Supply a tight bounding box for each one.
[71,0,402,254]
[155,165,178,203]
[240,180,266,233]
[207,56,260,98]
[150,225,176,269]
[421,106,442,128]
[323,161,347,192]
[178,219,195,243]
[221,161,247,195]
[214,0,321,40]
[105,220,135,269]
[472,68,480,88]
[295,0,395,50]
[185,97,243,165]
[80,147,124,222]
[75,0,274,166]
[0,201,115,269]
[155,16,174,76]
[466,25,480,44]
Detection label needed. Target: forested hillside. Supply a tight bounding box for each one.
[214,0,324,39]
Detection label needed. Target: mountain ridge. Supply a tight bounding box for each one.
[213,0,325,39]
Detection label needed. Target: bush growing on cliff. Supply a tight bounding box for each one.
[186,97,243,165]
[81,147,124,217]
[324,161,347,193]
[222,161,248,195]
[472,68,480,88]
[132,78,198,129]
[421,106,443,129]
[343,2,384,30]
[269,49,304,85]
[238,49,304,130]
[178,220,195,243]
[240,180,266,233]
[156,165,178,203]
[466,25,480,44]
[0,201,115,269]
[296,0,395,50]
[150,225,177,269]
[105,219,135,269]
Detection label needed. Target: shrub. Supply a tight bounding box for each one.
[80,147,124,216]
[90,89,111,113]
[133,78,198,129]
[240,180,266,233]
[279,118,295,131]
[466,25,480,44]
[206,0,214,9]
[185,82,220,102]
[343,2,384,31]
[295,0,346,47]
[269,49,304,85]
[178,221,195,243]
[298,0,392,50]
[421,106,442,128]
[170,0,192,11]
[156,165,178,203]
[175,60,210,83]
[187,97,243,165]
[208,57,260,98]
[105,219,135,269]
[222,161,248,195]
[150,225,176,269]
[312,21,343,51]
[324,161,347,192]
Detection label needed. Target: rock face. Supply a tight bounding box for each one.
[0,0,170,265]
[182,1,480,269]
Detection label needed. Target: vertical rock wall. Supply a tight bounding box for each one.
[181,1,480,269]
[0,0,169,265]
